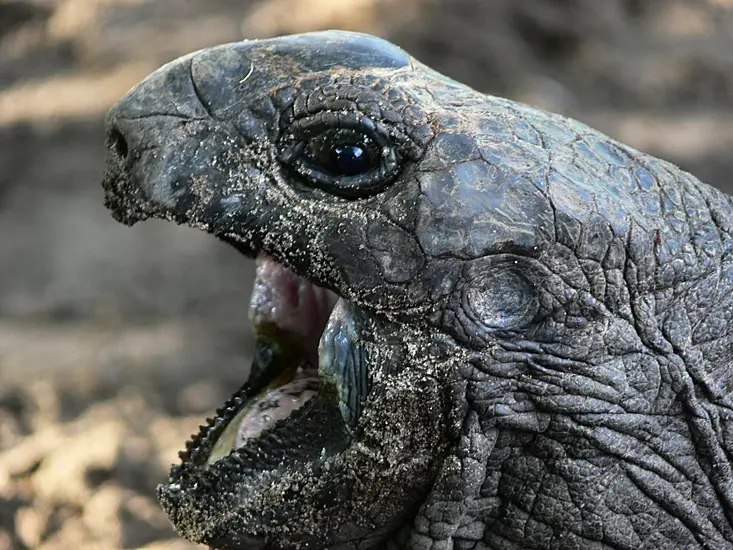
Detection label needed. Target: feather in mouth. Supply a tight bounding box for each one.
[205,255,339,466]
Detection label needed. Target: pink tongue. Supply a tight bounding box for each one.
[249,255,338,366]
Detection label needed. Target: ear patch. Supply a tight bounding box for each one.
[444,255,542,347]
[463,268,537,330]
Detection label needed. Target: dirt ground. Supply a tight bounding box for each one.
[1,1,732,549]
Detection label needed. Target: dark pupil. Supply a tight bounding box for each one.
[330,144,370,176]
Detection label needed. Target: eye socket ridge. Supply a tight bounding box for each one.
[279,110,401,199]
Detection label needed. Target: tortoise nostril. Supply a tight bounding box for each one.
[108,127,128,159]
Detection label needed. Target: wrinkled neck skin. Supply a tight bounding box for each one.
[102,32,733,549]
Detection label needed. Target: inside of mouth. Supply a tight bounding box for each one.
[206,255,339,464]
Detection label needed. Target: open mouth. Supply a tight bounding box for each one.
[164,247,367,489]
[203,254,339,466]
[147,224,390,550]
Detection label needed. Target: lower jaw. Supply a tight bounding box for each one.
[206,365,320,465]
[157,382,351,547]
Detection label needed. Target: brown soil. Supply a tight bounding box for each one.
[1,1,732,548]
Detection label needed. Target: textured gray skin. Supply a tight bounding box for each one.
[102,31,733,549]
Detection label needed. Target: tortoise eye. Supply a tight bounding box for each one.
[323,143,373,176]
[279,112,400,199]
[303,130,381,177]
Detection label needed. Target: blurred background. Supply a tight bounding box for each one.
[0,1,732,548]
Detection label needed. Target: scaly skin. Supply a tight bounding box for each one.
[101,31,733,549]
